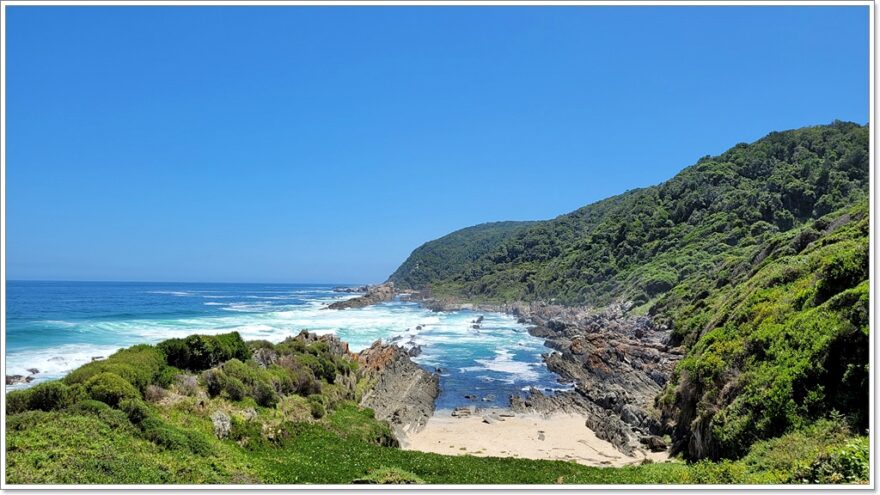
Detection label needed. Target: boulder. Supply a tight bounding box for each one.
[211,411,231,439]
[5,375,34,386]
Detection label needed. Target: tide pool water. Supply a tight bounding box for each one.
[5,281,571,409]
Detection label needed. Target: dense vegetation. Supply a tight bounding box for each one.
[5,122,870,484]
[389,221,536,290]
[391,122,867,309]
[389,122,870,463]
[5,333,868,484]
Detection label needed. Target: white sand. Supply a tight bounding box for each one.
[402,410,668,467]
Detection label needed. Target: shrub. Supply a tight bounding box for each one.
[5,381,72,414]
[141,417,211,454]
[144,385,167,403]
[85,372,139,407]
[158,332,250,371]
[253,380,278,408]
[796,437,870,484]
[119,398,151,425]
[308,394,325,419]
[63,345,165,392]
[27,381,72,412]
[155,366,183,388]
[175,373,200,396]
[6,389,32,415]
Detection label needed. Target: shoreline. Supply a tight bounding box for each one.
[402,408,669,467]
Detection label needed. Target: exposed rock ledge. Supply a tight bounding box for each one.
[356,341,440,442]
[327,283,395,310]
[418,297,681,456]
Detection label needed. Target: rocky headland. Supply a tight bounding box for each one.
[327,282,396,310]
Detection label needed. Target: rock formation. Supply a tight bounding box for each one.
[356,341,439,441]
[327,283,395,310]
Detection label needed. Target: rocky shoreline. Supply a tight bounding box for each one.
[327,283,396,310]
[414,296,680,456]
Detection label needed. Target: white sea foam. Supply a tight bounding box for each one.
[6,343,125,386]
[146,290,192,296]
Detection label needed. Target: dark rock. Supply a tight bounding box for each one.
[452,407,472,417]
[6,375,34,385]
[357,341,439,439]
[327,283,395,310]
[26,368,39,375]
[91,356,105,362]
[472,324,481,329]
[464,394,477,400]
[640,435,668,452]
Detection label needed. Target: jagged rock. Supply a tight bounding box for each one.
[473,316,484,324]
[327,283,395,310]
[91,356,105,362]
[211,411,231,439]
[6,375,34,385]
[471,324,480,329]
[357,341,439,439]
[252,348,277,368]
[48,356,66,363]
[26,368,39,375]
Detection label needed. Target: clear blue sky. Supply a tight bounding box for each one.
[6,6,869,284]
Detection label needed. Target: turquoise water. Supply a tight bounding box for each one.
[6,281,570,409]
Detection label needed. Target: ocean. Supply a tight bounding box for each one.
[5,281,571,409]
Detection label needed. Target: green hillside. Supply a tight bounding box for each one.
[388,121,870,461]
[393,121,868,309]
[5,331,868,484]
[389,221,536,290]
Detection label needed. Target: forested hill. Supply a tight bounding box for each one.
[388,121,870,461]
[389,121,868,312]
[389,221,536,290]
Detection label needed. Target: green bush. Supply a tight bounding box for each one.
[158,332,250,371]
[155,366,183,388]
[85,372,140,407]
[140,417,211,454]
[119,398,151,425]
[796,437,869,484]
[27,381,72,412]
[6,389,33,415]
[64,346,165,392]
[308,394,326,419]
[5,381,72,414]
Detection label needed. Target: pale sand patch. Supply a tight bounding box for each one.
[401,410,669,467]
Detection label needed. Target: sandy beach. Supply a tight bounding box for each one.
[402,410,669,467]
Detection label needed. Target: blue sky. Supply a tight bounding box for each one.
[6,6,869,283]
